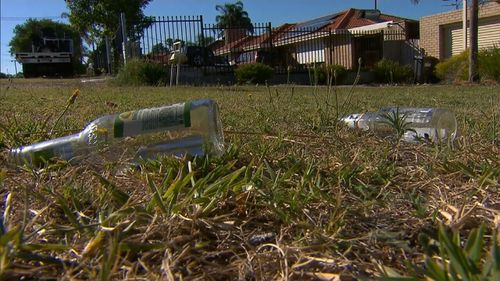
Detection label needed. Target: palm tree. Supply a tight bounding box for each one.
[215,1,253,43]
[215,1,253,30]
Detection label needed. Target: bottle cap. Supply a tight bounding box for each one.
[340,113,363,129]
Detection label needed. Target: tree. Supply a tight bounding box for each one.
[66,0,152,42]
[8,18,82,64]
[215,1,253,44]
[151,43,169,54]
[66,0,152,71]
[215,1,253,30]
[197,34,215,47]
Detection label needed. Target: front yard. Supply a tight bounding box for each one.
[0,79,498,280]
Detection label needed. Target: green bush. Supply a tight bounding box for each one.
[435,48,500,83]
[73,62,87,76]
[374,59,413,84]
[116,59,168,86]
[422,56,440,83]
[479,47,500,82]
[235,63,273,84]
[316,64,348,85]
[435,50,469,82]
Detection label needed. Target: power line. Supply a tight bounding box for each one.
[1,16,66,21]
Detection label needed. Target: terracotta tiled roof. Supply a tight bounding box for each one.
[212,8,417,55]
[330,9,355,29]
[268,23,296,41]
[212,23,296,55]
[212,36,255,55]
[323,8,415,30]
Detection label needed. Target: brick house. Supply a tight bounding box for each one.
[212,8,419,70]
[273,9,419,69]
[420,1,500,60]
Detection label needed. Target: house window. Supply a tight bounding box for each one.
[295,39,325,64]
[236,51,257,64]
[354,34,383,69]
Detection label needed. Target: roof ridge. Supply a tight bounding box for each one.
[378,11,417,22]
[292,9,346,25]
[333,8,355,29]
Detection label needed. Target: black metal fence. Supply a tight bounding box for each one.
[89,37,114,75]
[104,15,422,83]
[129,16,205,64]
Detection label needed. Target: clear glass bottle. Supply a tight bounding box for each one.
[341,107,457,143]
[9,99,224,167]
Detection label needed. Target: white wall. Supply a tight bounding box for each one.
[295,38,325,64]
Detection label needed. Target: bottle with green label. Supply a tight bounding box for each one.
[9,99,224,167]
[340,107,457,143]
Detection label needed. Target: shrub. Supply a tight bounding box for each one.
[374,59,413,84]
[435,50,469,82]
[116,59,168,86]
[422,56,440,83]
[316,64,348,85]
[235,63,273,84]
[479,47,500,82]
[435,48,500,83]
[73,62,87,75]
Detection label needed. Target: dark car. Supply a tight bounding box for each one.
[186,46,215,67]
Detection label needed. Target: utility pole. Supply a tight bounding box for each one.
[469,0,479,82]
[11,60,18,75]
[120,12,128,65]
[374,0,378,10]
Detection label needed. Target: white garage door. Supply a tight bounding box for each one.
[444,15,500,58]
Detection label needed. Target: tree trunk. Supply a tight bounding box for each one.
[469,0,479,82]
[224,28,247,44]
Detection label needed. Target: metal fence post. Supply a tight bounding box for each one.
[120,12,128,65]
[199,15,205,74]
[199,15,205,47]
[266,22,273,69]
[105,35,112,74]
[170,64,175,87]
[328,29,332,65]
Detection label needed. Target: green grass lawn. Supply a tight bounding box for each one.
[0,78,498,280]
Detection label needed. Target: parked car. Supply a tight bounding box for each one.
[148,46,229,67]
[185,46,215,67]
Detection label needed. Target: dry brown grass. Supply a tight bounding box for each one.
[0,78,498,280]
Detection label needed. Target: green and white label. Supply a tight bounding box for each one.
[114,102,191,138]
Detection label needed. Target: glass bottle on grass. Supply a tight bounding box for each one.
[340,107,457,143]
[9,99,224,167]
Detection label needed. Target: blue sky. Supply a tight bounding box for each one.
[1,0,460,74]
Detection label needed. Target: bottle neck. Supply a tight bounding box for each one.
[10,132,83,166]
